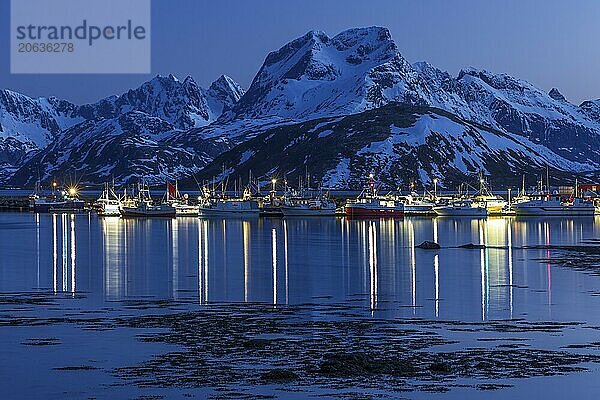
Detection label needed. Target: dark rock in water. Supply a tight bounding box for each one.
[416,241,440,249]
[459,243,486,249]
[319,352,371,375]
[260,368,298,382]
[429,361,451,373]
[318,352,417,377]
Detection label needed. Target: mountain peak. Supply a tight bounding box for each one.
[230,26,405,120]
[548,87,567,102]
[209,75,245,105]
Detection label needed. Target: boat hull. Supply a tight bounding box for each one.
[98,210,120,217]
[97,204,121,216]
[121,207,176,218]
[32,200,86,213]
[198,208,259,217]
[281,206,337,216]
[513,206,595,217]
[434,207,488,217]
[344,206,404,218]
[174,207,199,216]
[403,205,435,216]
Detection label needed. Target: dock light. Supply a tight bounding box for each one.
[433,178,438,199]
[68,187,77,196]
[369,173,374,179]
[52,181,58,188]
[271,178,277,192]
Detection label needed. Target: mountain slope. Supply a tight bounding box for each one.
[2,74,245,184]
[222,27,600,167]
[75,74,245,130]
[9,111,229,186]
[228,27,418,121]
[193,104,590,189]
[0,90,84,163]
[0,74,243,156]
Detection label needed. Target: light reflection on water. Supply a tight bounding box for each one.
[0,213,599,323]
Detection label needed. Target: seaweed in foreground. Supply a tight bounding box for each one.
[113,304,600,396]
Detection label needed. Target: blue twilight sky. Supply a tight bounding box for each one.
[1,0,599,104]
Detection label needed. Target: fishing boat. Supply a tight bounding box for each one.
[198,198,260,217]
[95,182,121,216]
[511,173,595,216]
[397,194,435,216]
[280,196,337,216]
[120,182,176,218]
[164,181,199,216]
[466,172,507,214]
[512,195,595,216]
[344,176,404,218]
[121,202,177,218]
[30,182,86,213]
[474,194,507,215]
[433,199,488,217]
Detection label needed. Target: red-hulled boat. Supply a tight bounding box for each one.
[344,176,404,218]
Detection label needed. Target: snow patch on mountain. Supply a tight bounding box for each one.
[322,157,350,187]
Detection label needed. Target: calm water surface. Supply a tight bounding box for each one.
[2,213,600,398]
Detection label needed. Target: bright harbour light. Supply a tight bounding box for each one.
[68,187,77,196]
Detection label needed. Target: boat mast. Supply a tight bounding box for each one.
[546,165,550,194]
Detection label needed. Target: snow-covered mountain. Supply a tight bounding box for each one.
[83,74,244,130]
[194,104,591,189]
[225,27,600,167]
[228,27,416,120]
[2,74,244,184]
[9,111,229,186]
[0,90,84,163]
[579,99,600,123]
[4,26,600,188]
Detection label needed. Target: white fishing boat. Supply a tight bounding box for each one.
[513,196,595,216]
[120,181,176,218]
[281,197,337,216]
[95,182,121,216]
[434,199,488,217]
[121,202,177,218]
[469,172,507,214]
[163,181,199,216]
[198,198,260,217]
[474,194,507,214]
[345,176,404,218]
[397,194,435,215]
